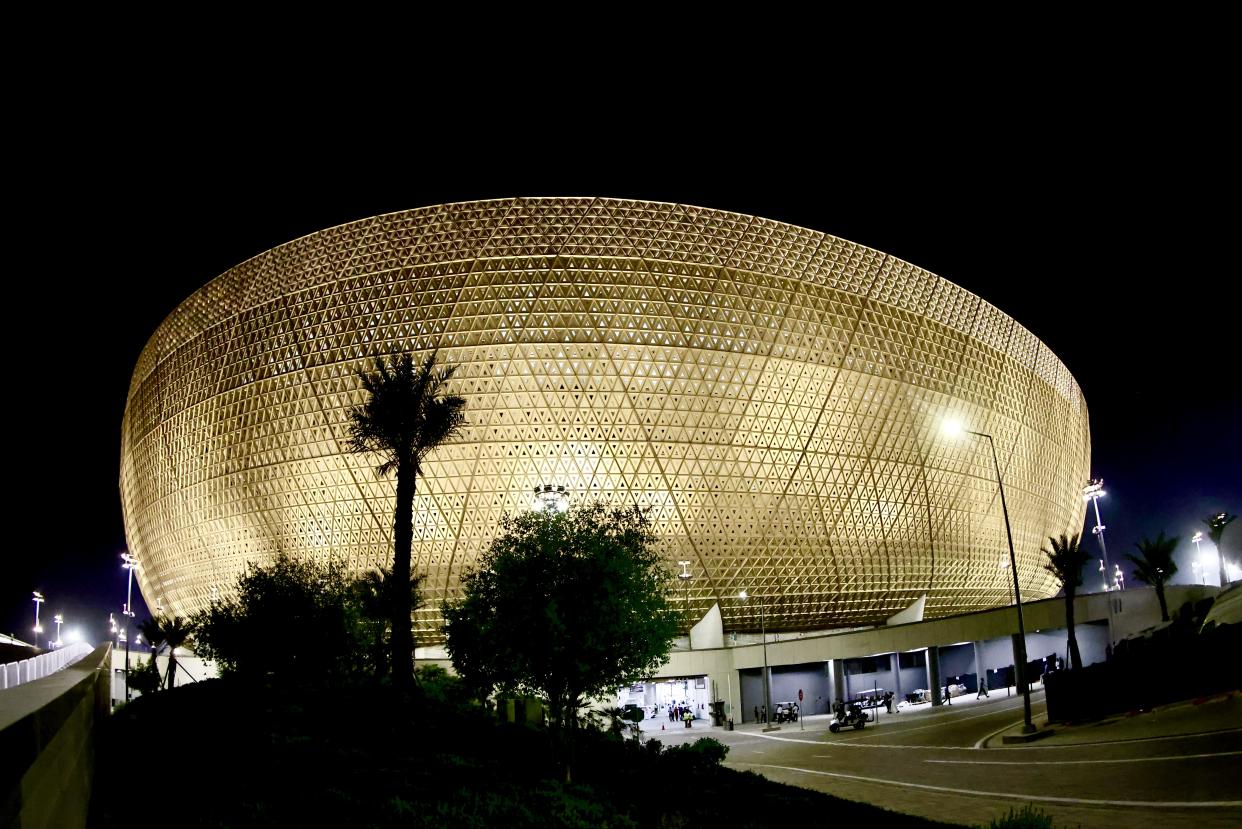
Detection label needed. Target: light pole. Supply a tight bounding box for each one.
[739,590,779,732]
[32,591,45,639]
[53,613,63,647]
[1192,532,1206,584]
[943,419,1035,734]
[122,551,138,702]
[1083,480,1111,591]
[1082,479,1117,649]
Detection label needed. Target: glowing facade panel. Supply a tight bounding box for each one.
[120,198,1090,638]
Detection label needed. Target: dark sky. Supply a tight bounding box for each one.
[6,68,1238,645]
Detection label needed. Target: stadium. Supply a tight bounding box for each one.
[120,197,1090,640]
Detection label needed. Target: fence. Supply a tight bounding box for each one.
[0,640,94,689]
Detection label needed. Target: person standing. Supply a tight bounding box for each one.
[977,674,989,698]
[944,681,952,705]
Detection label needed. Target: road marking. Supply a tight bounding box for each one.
[834,702,1045,743]
[926,750,1242,765]
[734,763,1242,808]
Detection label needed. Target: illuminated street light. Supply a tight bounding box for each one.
[121,551,138,702]
[739,590,779,733]
[1113,564,1125,591]
[1082,480,1111,591]
[1192,532,1206,584]
[53,613,63,648]
[943,418,1035,734]
[32,591,44,635]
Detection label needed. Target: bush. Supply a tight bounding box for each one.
[984,804,1057,828]
[191,553,377,684]
[665,736,729,768]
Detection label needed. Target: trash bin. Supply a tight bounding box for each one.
[726,718,734,731]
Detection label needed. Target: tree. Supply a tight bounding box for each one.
[138,615,195,689]
[1041,532,1091,670]
[1205,512,1237,586]
[351,567,424,680]
[192,553,370,683]
[347,352,466,689]
[1126,531,1179,622]
[443,502,681,781]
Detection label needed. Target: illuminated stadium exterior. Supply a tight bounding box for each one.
[120,198,1090,640]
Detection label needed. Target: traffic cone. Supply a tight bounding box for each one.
[661,724,665,730]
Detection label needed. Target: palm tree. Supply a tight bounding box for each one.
[1041,532,1090,670]
[1126,532,1179,622]
[347,352,466,688]
[1205,512,1237,586]
[353,567,424,680]
[138,615,195,689]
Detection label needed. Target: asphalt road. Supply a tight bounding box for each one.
[654,690,1242,828]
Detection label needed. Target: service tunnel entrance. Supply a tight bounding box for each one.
[614,676,712,730]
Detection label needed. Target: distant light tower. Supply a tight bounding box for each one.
[53,613,64,647]
[1191,532,1206,584]
[1082,480,1110,592]
[32,592,45,637]
[121,551,139,701]
[1113,564,1125,591]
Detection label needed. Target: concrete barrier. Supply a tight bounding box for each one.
[0,643,110,829]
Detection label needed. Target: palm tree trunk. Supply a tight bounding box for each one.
[1156,582,1169,621]
[1064,588,1082,670]
[166,648,177,690]
[392,460,415,688]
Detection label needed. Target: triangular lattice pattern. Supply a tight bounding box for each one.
[120,198,1090,641]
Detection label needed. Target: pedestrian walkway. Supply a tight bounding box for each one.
[985,690,1242,748]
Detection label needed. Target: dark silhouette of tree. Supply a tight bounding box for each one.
[1205,512,1237,585]
[192,554,369,683]
[138,615,194,689]
[352,567,423,680]
[1127,532,1180,621]
[348,353,466,689]
[443,502,681,782]
[1041,532,1090,670]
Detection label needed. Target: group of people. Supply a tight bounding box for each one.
[666,703,696,726]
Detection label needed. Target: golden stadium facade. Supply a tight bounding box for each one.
[120,198,1090,639]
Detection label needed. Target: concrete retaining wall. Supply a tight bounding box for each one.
[0,644,110,829]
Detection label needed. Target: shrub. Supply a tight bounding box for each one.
[984,804,1057,828]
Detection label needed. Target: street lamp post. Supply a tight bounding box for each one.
[32,591,44,639]
[943,420,1036,734]
[739,590,779,732]
[53,613,63,648]
[122,552,138,702]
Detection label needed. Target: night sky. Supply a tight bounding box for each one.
[7,79,1238,646]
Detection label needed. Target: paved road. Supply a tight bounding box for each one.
[654,690,1242,828]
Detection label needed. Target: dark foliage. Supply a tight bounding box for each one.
[190,553,375,684]
[444,503,681,731]
[1041,532,1090,670]
[347,351,466,688]
[1126,531,1179,621]
[91,678,957,828]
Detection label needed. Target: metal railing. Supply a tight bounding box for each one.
[1,641,94,690]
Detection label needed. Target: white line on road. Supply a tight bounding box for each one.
[734,763,1242,808]
[926,750,1242,765]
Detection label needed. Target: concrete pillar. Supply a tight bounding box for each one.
[973,640,988,694]
[927,646,942,705]
[831,657,846,705]
[1012,632,1028,693]
[891,653,902,700]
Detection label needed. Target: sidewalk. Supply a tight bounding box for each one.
[985,690,1241,748]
